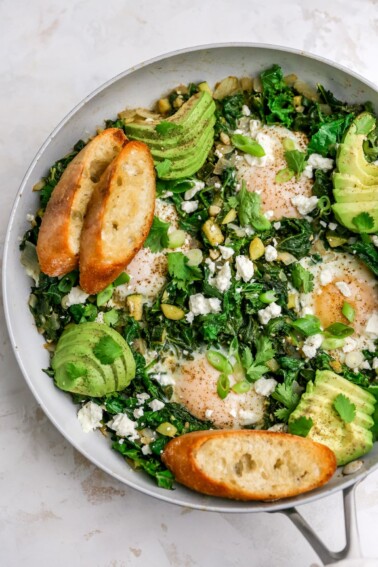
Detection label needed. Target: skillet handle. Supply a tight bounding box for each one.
[279,483,362,565]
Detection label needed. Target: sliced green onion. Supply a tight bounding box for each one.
[324,322,354,338]
[103,309,119,326]
[217,373,230,399]
[291,315,322,336]
[156,422,177,437]
[231,381,251,394]
[58,271,78,293]
[228,337,239,358]
[317,196,331,214]
[168,229,186,249]
[259,290,278,304]
[275,168,295,184]
[114,273,130,286]
[342,302,355,323]
[282,138,296,151]
[231,134,265,157]
[185,248,203,266]
[321,336,345,350]
[96,284,114,307]
[206,351,233,374]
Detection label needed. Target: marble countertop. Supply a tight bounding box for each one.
[1,1,378,565]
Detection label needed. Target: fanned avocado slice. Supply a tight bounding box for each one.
[332,112,378,231]
[332,201,378,233]
[123,91,214,142]
[289,370,376,465]
[52,322,136,397]
[123,91,216,180]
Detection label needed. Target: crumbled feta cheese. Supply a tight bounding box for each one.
[214,182,221,189]
[63,286,90,308]
[205,409,214,419]
[184,180,205,200]
[95,311,105,324]
[258,302,282,325]
[243,131,274,168]
[344,351,364,369]
[188,294,222,316]
[360,360,371,370]
[264,245,278,262]
[302,154,334,178]
[343,337,357,353]
[149,399,165,412]
[136,392,150,405]
[181,200,198,213]
[335,281,351,298]
[141,444,152,455]
[211,262,232,292]
[133,407,144,419]
[238,409,261,426]
[320,268,334,286]
[218,246,235,260]
[186,312,194,324]
[366,313,378,335]
[235,255,254,282]
[291,195,319,215]
[109,414,139,440]
[205,258,216,275]
[264,210,274,220]
[273,222,281,230]
[26,213,36,223]
[372,357,378,370]
[328,222,338,231]
[249,119,262,137]
[319,220,327,228]
[372,235,378,247]
[254,377,277,397]
[77,402,103,433]
[302,334,323,359]
[242,105,251,116]
[154,373,175,387]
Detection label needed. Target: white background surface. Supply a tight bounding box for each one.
[1,1,378,566]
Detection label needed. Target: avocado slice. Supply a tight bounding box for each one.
[123,91,216,179]
[289,370,376,465]
[125,95,215,149]
[52,322,136,397]
[123,91,214,143]
[332,201,378,233]
[337,146,378,186]
[333,173,378,202]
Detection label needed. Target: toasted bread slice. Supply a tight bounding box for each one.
[162,430,337,501]
[79,141,156,294]
[36,128,127,277]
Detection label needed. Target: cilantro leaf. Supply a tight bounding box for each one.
[254,335,275,365]
[93,335,123,365]
[352,212,374,232]
[288,416,314,437]
[65,361,87,380]
[284,149,306,176]
[155,121,182,136]
[155,159,172,178]
[246,365,270,380]
[237,186,271,231]
[272,382,300,422]
[333,393,356,423]
[167,252,202,291]
[291,263,314,293]
[144,216,170,252]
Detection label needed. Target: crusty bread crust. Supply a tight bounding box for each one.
[162,430,337,501]
[36,128,127,277]
[79,141,156,295]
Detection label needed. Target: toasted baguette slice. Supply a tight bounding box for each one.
[36,128,127,277]
[79,141,156,294]
[162,430,337,501]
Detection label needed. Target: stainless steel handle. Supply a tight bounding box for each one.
[279,483,362,565]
